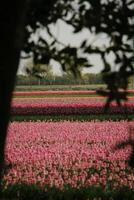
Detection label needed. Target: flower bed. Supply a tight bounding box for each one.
[13,90,97,95]
[3,121,134,190]
[11,102,134,115]
[12,96,106,103]
[13,90,134,96]
[13,96,134,104]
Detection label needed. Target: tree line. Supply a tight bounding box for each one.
[16,73,104,85]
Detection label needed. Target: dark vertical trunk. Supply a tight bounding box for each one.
[0,0,28,188]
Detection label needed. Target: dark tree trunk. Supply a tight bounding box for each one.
[0,0,28,188]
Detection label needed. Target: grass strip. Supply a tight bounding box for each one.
[13,94,134,98]
[15,84,106,91]
[10,114,134,122]
[13,94,101,98]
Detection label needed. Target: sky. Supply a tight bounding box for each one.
[18,19,114,76]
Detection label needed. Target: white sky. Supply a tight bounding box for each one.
[18,19,114,76]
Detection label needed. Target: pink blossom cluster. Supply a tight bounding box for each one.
[11,102,134,115]
[3,121,134,189]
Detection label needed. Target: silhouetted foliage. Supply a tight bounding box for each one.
[23,0,134,106]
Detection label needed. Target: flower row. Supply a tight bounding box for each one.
[13,96,134,104]
[13,89,134,96]
[11,102,134,115]
[13,96,105,103]
[3,121,134,189]
[13,90,97,95]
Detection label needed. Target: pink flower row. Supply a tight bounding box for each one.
[13,97,105,104]
[13,90,96,95]
[13,96,134,104]
[13,90,134,96]
[11,102,134,115]
[3,121,134,189]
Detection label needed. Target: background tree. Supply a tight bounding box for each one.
[26,63,53,85]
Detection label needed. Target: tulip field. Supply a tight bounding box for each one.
[10,90,134,118]
[1,90,134,199]
[4,121,134,188]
